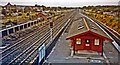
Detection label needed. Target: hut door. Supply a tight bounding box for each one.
[84,39,91,50]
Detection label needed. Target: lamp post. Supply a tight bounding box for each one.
[50,22,53,42]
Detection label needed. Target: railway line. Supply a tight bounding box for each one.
[1,17,63,60]
[8,11,75,65]
[1,12,65,46]
[0,10,76,64]
[10,19,64,64]
[1,12,66,55]
[1,26,48,54]
[22,15,76,65]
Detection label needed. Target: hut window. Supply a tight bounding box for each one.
[85,39,90,43]
[94,39,99,45]
[76,38,81,44]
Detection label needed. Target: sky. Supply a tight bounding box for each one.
[0,0,120,7]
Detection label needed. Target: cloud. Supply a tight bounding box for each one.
[0,0,119,7]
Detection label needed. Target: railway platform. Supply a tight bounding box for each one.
[44,12,119,65]
[44,32,119,65]
[44,32,106,65]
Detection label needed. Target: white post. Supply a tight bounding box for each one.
[33,22,34,25]
[13,28,15,32]
[17,9,18,25]
[23,25,24,29]
[18,26,20,30]
[7,29,9,35]
[30,22,32,26]
[50,22,53,42]
[27,23,28,27]
[50,28,52,42]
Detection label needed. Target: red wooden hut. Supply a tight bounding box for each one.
[66,17,113,55]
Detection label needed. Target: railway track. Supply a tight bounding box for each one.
[8,13,74,65]
[80,12,120,52]
[2,12,65,50]
[0,12,66,55]
[1,16,64,61]
[9,10,76,65]
[19,13,76,65]
[10,20,64,64]
[0,10,75,64]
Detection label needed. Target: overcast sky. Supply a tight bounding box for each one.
[0,0,120,7]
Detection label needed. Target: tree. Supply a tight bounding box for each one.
[19,8,23,12]
[24,6,32,13]
[63,7,67,10]
[1,7,6,16]
[33,9,37,12]
[92,7,96,11]
[83,6,87,9]
[26,12,30,16]
[11,9,17,13]
[58,7,61,10]
[18,13,22,16]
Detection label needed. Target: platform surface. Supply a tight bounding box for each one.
[45,32,111,65]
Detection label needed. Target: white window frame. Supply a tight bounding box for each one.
[76,38,81,45]
[94,39,100,45]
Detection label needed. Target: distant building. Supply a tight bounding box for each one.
[3,2,44,11]
[103,12,111,15]
[4,2,16,10]
[36,12,47,21]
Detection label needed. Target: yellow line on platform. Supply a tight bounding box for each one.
[83,18,90,31]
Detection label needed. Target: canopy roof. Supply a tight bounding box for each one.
[66,14,112,42]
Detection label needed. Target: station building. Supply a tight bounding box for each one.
[66,17,113,55]
[36,12,47,21]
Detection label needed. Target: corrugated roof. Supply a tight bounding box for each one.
[85,17,110,39]
[67,17,88,39]
[67,13,111,40]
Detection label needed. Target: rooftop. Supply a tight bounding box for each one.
[67,13,112,41]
